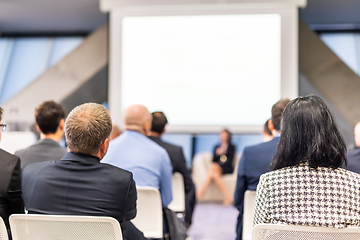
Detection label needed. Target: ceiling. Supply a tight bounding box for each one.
[0,0,360,35]
[0,0,107,35]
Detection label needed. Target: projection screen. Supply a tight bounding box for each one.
[107,3,300,133]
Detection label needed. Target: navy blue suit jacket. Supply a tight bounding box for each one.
[346,148,360,174]
[234,137,279,240]
[22,152,145,240]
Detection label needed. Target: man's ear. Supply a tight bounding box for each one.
[58,119,65,131]
[268,119,275,132]
[99,138,110,160]
[36,125,42,133]
[144,121,151,135]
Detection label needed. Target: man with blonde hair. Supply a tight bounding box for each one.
[102,105,173,207]
[22,103,146,240]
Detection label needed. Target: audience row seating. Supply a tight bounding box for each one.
[252,224,360,240]
[168,173,185,213]
[192,152,241,202]
[243,190,256,240]
[2,186,180,240]
[132,187,163,239]
[8,215,122,240]
[0,217,7,240]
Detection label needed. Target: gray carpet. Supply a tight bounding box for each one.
[187,203,239,240]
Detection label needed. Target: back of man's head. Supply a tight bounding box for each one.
[151,111,168,134]
[123,105,152,134]
[271,98,290,131]
[65,103,112,156]
[35,101,65,134]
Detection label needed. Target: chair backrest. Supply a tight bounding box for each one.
[132,186,163,239]
[0,217,8,240]
[168,173,185,212]
[9,214,122,240]
[252,224,360,240]
[243,190,256,240]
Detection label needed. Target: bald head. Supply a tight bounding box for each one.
[355,122,360,147]
[123,105,152,135]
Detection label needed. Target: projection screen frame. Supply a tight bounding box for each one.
[107,3,300,133]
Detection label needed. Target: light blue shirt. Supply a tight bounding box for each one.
[102,130,173,207]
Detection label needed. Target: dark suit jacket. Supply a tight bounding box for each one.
[346,147,360,174]
[22,152,145,240]
[0,148,24,229]
[15,138,67,170]
[213,144,236,174]
[234,137,279,240]
[148,136,196,224]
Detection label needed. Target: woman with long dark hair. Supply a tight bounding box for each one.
[253,95,360,228]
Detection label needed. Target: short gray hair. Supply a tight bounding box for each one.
[65,103,112,155]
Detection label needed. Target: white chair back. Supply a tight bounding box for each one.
[132,186,163,238]
[0,217,8,240]
[168,173,185,212]
[252,224,360,240]
[9,214,122,240]
[243,190,257,240]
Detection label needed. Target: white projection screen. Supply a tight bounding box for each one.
[107,3,300,133]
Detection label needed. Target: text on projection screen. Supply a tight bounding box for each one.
[121,14,281,126]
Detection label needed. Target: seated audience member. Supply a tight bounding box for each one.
[234,98,289,240]
[262,119,273,142]
[148,111,196,227]
[22,103,146,240]
[15,100,67,170]
[346,121,360,173]
[102,105,173,207]
[253,95,360,228]
[110,124,121,140]
[197,129,235,205]
[0,108,24,235]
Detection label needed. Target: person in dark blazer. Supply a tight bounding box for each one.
[15,101,67,170]
[21,103,146,240]
[197,129,236,205]
[0,107,24,235]
[346,121,360,174]
[234,98,290,240]
[148,111,196,227]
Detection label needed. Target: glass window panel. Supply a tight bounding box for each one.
[0,38,52,103]
[194,134,219,154]
[48,37,83,67]
[0,39,14,94]
[231,134,263,154]
[320,33,359,75]
[162,133,193,167]
[195,134,263,156]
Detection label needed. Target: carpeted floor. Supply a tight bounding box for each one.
[187,203,239,240]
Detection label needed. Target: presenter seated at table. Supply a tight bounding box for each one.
[197,129,235,205]
[253,95,360,228]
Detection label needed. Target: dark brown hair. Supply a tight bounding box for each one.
[263,119,272,136]
[151,111,168,134]
[271,98,290,131]
[35,101,65,134]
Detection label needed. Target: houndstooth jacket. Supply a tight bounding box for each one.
[253,165,360,228]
